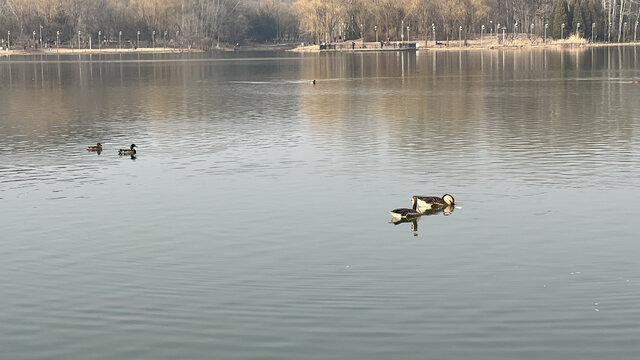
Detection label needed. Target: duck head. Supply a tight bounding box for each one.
[96,142,102,147]
[130,144,137,150]
[442,194,455,205]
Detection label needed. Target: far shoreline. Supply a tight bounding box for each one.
[290,37,640,53]
[0,47,204,57]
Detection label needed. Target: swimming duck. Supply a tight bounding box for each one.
[118,144,137,155]
[390,196,421,220]
[87,143,102,151]
[413,194,455,210]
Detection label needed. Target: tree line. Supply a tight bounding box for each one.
[0,0,639,48]
[295,0,640,44]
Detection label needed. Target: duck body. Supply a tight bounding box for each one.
[390,196,421,220]
[414,194,455,211]
[87,143,102,151]
[118,144,137,155]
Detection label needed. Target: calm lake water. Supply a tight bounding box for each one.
[1,47,640,359]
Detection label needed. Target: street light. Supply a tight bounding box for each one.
[39,25,43,47]
[502,26,506,42]
[56,31,60,52]
[98,31,101,50]
[561,23,565,39]
[361,24,363,47]
[459,25,462,46]
[407,26,410,43]
[544,23,548,43]
[401,19,404,45]
[577,22,580,37]
[7,31,9,50]
[635,21,638,42]
[137,30,140,48]
[624,22,627,42]
[481,24,485,45]
[432,23,435,45]
[375,25,378,43]
[33,30,36,42]
[152,30,156,48]
[592,23,595,42]
[118,31,122,49]
[78,30,81,49]
[530,23,534,38]
[489,20,493,36]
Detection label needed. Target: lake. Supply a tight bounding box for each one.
[1,47,640,359]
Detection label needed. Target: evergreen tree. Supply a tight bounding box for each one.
[572,1,585,37]
[551,0,570,39]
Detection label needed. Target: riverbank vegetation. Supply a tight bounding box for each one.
[0,0,638,50]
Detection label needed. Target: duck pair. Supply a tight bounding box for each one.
[390,194,455,220]
[87,143,137,155]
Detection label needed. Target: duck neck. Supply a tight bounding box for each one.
[412,197,417,210]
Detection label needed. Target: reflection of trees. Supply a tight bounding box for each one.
[298,49,638,182]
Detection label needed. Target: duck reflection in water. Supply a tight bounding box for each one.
[390,205,455,235]
[419,204,455,216]
[390,218,419,235]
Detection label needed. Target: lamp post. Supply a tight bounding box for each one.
[33,30,36,42]
[137,30,140,48]
[577,22,580,37]
[432,23,435,45]
[407,26,410,43]
[98,31,102,50]
[7,31,9,50]
[624,22,627,42]
[592,23,595,42]
[530,23,534,38]
[375,25,378,43]
[118,31,122,49]
[164,31,168,45]
[78,30,81,49]
[490,20,493,36]
[481,24,484,45]
[152,30,156,48]
[502,26,506,42]
[544,23,548,42]
[561,23,565,39]
[401,19,404,45]
[635,21,638,42]
[39,25,43,47]
[56,31,59,52]
[459,25,462,46]
[361,24,363,47]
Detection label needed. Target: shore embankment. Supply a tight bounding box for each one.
[290,35,640,52]
[0,47,203,57]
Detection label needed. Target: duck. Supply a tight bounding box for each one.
[413,194,455,211]
[87,143,102,151]
[390,196,421,220]
[118,144,137,155]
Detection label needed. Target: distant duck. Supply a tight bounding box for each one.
[118,144,137,155]
[87,143,102,151]
[313,79,316,85]
[413,194,455,210]
[390,196,421,220]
